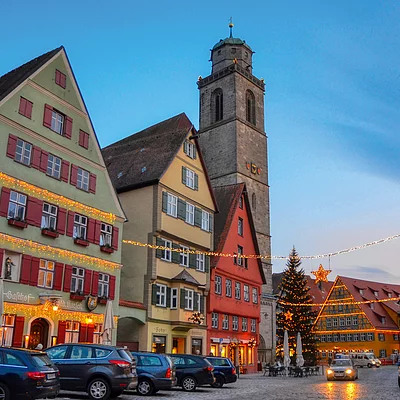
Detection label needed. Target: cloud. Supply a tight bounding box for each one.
[334,265,400,283]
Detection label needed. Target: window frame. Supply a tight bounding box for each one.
[8,191,27,221]
[185,202,195,225]
[51,109,65,135]
[184,288,194,311]
[238,217,243,236]
[185,168,195,189]
[211,312,218,329]
[98,273,110,298]
[215,275,222,295]
[161,238,172,262]
[244,284,249,302]
[77,168,90,191]
[167,193,178,217]
[242,317,248,332]
[196,253,205,272]
[38,259,55,289]
[232,316,238,331]
[100,223,113,247]
[47,154,62,179]
[156,284,167,307]
[65,320,80,343]
[235,281,241,300]
[201,210,210,231]
[250,318,256,333]
[225,279,232,297]
[15,138,32,166]
[252,287,258,304]
[170,288,178,309]
[73,214,87,240]
[41,203,58,230]
[222,314,229,330]
[71,267,85,294]
[179,245,189,267]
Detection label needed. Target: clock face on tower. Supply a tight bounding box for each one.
[246,162,261,175]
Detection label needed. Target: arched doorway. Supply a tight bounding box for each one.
[29,318,49,349]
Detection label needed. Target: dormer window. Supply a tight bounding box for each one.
[374,291,379,297]
[381,317,386,324]
[388,293,392,298]
[369,303,375,310]
[359,289,364,295]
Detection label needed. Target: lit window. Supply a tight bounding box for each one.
[201,211,210,231]
[38,260,55,289]
[65,321,80,343]
[51,110,64,135]
[170,288,178,309]
[77,168,90,191]
[211,312,218,329]
[15,139,32,165]
[186,203,195,225]
[0,315,15,346]
[41,203,58,230]
[184,289,194,310]
[180,246,189,267]
[215,276,222,295]
[93,323,103,344]
[8,191,27,221]
[156,284,167,307]
[167,193,177,217]
[161,239,172,262]
[73,214,87,240]
[47,154,62,179]
[71,267,85,294]
[98,273,110,298]
[196,254,205,271]
[100,223,112,247]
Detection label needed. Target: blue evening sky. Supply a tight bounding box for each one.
[2,0,400,282]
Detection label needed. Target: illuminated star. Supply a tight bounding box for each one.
[311,264,332,284]
[284,310,293,321]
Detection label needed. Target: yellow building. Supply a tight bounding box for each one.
[102,113,217,354]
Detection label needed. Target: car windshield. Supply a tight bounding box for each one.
[367,354,376,359]
[207,357,231,366]
[31,354,54,367]
[117,349,133,362]
[331,360,352,367]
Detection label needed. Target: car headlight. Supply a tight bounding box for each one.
[372,361,376,364]
[327,369,333,375]
[345,369,353,374]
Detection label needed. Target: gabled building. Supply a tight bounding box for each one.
[207,183,265,373]
[103,113,218,354]
[0,47,125,348]
[314,276,400,361]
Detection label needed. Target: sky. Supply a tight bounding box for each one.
[1,0,400,283]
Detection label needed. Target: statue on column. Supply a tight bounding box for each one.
[5,257,15,280]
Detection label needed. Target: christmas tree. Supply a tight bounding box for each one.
[276,247,317,363]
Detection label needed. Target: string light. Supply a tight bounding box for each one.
[279,296,400,307]
[0,172,116,224]
[0,233,121,271]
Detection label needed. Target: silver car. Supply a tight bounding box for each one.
[326,359,358,381]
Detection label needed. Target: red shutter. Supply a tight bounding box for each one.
[18,97,27,115]
[25,197,43,227]
[57,207,67,234]
[55,70,61,86]
[66,211,75,237]
[109,275,116,300]
[91,272,99,297]
[53,262,64,291]
[0,249,4,277]
[63,265,73,292]
[43,104,53,128]
[60,73,66,89]
[61,160,70,183]
[79,130,89,149]
[79,324,88,342]
[84,269,93,295]
[64,116,73,139]
[0,187,11,217]
[70,165,78,186]
[30,257,40,286]
[6,134,17,158]
[89,173,96,194]
[87,219,95,243]
[26,99,33,119]
[87,324,94,343]
[84,132,89,149]
[94,221,101,245]
[12,316,25,347]
[57,321,67,344]
[112,227,119,250]
[31,146,41,169]
[39,150,49,173]
[20,255,32,284]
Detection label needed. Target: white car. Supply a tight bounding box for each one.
[327,359,358,381]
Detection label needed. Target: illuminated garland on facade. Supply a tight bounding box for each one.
[0,172,116,224]
[278,296,400,307]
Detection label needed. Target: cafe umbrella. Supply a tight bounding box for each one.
[296,332,305,367]
[102,300,116,345]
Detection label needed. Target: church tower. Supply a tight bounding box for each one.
[198,23,275,361]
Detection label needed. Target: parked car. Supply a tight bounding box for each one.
[349,352,381,368]
[0,347,60,400]
[326,358,358,381]
[205,356,237,388]
[168,354,215,392]
[46,343,136,400]
[129,351,176,396]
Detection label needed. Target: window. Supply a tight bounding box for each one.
[345,316,351,326]
[51,110,65,135]
[246,90,256,124]
[374,291,379,297]
[180,246,189,267]
[71,267,85,293]
[332,318,338,327]
[252,288,258,304]
[237,246,244,266]
[222,315,229,330]
[73,214,87,240]
[156,284,167,307]
[359,289,364,295]
[18,97,33,119]
[369,303,375,310]
[161,239,172,262]
[339,334,346,342]
[226,279,232,297]
[47,154,62,179]
[100,223,112,247]
[0,315,15,346]
[320,335,326,343]
[211,312,218,329]
[381,316,386,324]
[201,211,210,231]
[380,349,387,358]
[185,168,195,189]
[196,254,205,271]
[93,323,103,344]
[55,69,66,88]
[232,316,238,331]
[38,259,54,289]
[77,168,90,191]
[215,276,222,295]
[244,285,249,302]
[184,140,196,159]
[353,333,359,341]
[186,203,195,225]
[98,273,109,298]
[251,318,256,333]
[333,334,338,342]
[65,321,80,343]
[352,316,358,326]
[378,333,385,341]
[184,289,194,310]
[360,333,366,341]
[326,334,332,342]
[15,138,32,165]
[326,318,332,328]
[339,318,345,327]
[347,334,352,342]
[235,282,241,299]
[8,191,27,220]
[242,317,248,332]
[212,89,223,122]
[41,203,57,230]
[394,334,399,341]
[239,196,243,209]
[238,217,243,236]
[170,288,178,309]
[167,193,177,217]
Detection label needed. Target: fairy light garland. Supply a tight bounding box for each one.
[278,296,400,307]
[0,172,116,224]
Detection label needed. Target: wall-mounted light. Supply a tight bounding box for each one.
[86,317,93,324]
[24,334,30,348]
[51,336,57,346]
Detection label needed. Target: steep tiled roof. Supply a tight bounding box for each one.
[0,47,63,102]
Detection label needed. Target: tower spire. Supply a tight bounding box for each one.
[229,17,234,38]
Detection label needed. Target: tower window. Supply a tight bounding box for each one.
[212,89,223,123]
[246,90,256,125]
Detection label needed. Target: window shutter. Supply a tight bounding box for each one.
[87,218,95,243]
[6,134,17,158]
[91,271,99,296]
[87,324,94,343]
[193,144,197,159]
[245,258,248,269]
[79,130,89,149]
[89,173,97,194]
[0,249,4,277]
[12,316,25,347]
[84,269,92,295]
[25,99,33,119]
[205,256,210,273]
[109,275,116,300]
[194,173,199,190]
[63,265,73,292]
[181,166,187,185]
[39,150,49,173]
[189,253,196,269]
[94,220,102,245]
[200,295,205,314]
[57,321,67,344]
[172,243,180,264]
[183,141,188,154]
[66,211,75,237]
[53,262,64,291]
[20,255,32,284]
[194,293,199,311]
[0,187,11,217]
[29,257,40,286]
[70,164,78,186]
[18,97,26,115]
[112,227,119,250]
[31,146,41,169]
[25,197,43,227]
[57,207,67,234]
[64,116,73,139]
[194,208,202,227]
[79,324,88,342]
[155,237,163,258]
[43,104,53,128]
[177,199,186,221]
[209,214,213,233]
[162,192,168,213]
[61,160,70,182]
[55,70,61,86]
[60,72,66,88]
[166,287,171,307]
[151,284,158,305]
[180,289,186,309]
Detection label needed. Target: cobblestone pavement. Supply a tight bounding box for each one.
[57,366,399,400]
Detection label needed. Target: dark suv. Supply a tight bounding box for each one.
[0,347,60,400]
[46,344,136,400]
[129,351,176,396]
[168,354,215,392]
[206,356,237,388]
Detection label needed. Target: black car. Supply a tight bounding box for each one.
[0,347,60,400]
[46,344,136,400]
[129,351,177,395]
[206,356,237,388]
[168,354,215,392]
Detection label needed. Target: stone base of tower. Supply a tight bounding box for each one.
[259,291,276,364]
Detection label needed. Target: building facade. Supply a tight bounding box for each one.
[0,47,125,348]
[103,113,217,354]
[207,183,265,373]
[197,29,275,361]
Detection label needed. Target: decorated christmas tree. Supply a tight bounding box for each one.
[276,247,317,363]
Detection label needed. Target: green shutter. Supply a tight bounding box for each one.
[182,167,187,185]
[183,141,188,154]
[189,253,196,269]
[194,293,199,311]
[151,284,158,305]
[200,295,204,314]
[194,173,199,190]
[194,207,202,227]
[172,243,181,264]
[162,192,168,213]
[193,144,197,159]
[177,199,186,220]
[205,256,210,273]
[180,288,186,309]
[166,287,171,308]
[209,214,213,233]
[156,237,163,259]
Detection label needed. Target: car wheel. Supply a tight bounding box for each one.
[211,376,224,388]
[367,363,372,368]
[182,376,197,392]
[87,378,111,400]
[0,383,10,400]
[137,379,154,396]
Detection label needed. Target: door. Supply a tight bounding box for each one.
[172,338,186,354]
[29,318,49,349]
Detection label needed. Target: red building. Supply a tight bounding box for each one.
[207,183,265,373]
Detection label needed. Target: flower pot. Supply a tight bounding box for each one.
[74,238,89,247]
[8,219,28,228]
[42,229,59,238]
[100,245,114,254]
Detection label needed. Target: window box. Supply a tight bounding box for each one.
[41,228,59,238]
[98,296,108,304]
[74,238,89,247]
[8,218,28,228]
[70,292,85,301]
[100,245,114,254]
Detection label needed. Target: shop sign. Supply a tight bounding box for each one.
[190,329,204,335]
[4,290,36,304]
[153,327,167,334]
[58,298,84,311]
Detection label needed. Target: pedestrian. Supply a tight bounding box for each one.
[209,351,214,356]
[35,344,43,350]
[195,349,201,355]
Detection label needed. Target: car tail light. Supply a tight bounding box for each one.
[109,360,131,368]
[203,366,213,372]
[232,368,236,375]
[165,367,172,378]
[26,371,46,380]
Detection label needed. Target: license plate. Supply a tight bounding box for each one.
[47,373,56,380]
[335,373,344,377]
